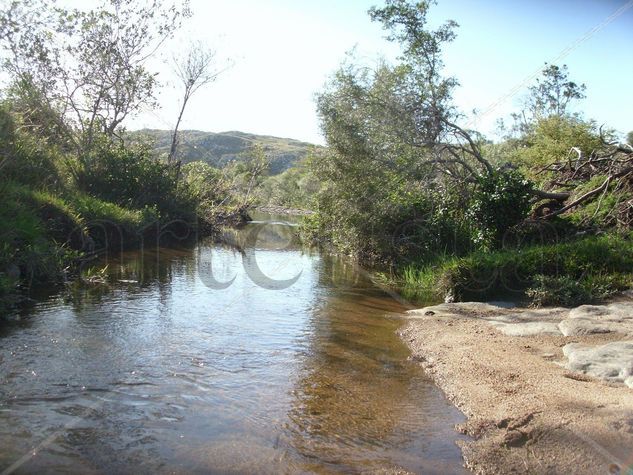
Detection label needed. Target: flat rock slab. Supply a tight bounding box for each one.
[563,341,633,387]
[488,320,563,336]
[407,302,567,336]
[407,299,633,386]
[408,300,633,337]
[406,302,567,323]
[560,303,633,336]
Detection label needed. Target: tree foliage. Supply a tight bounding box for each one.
[0,0,188,151]
[511,116,604,182]
[510,64,586,135]
[468,170,533,248]
[527,64,586,119]
[309,0,524,261]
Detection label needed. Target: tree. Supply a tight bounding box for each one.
[217,145,271,212]
[0,0,188,152]
[168,41,225,165]
[316,0,496,194]
[311,0,489,259]
[528,64,586,119]
[312,0,601,259]
[367,0,494,179]
[511,64,586,134]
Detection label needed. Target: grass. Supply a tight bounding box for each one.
[0,181,162,314]
[392,233,633,306]
[68,192,159,233]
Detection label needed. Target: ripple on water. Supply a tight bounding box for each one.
[0,218,468,474]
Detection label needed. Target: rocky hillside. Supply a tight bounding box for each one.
[130,129,319,175]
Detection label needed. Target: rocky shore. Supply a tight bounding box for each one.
[400,298,633,474]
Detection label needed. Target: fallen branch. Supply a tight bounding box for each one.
[531,188,571,201]
[540,166,633,219]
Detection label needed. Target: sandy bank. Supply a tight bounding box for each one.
[400,300,633,474]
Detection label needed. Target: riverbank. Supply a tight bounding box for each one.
[389,233,633,306]
[400,299,633,474]
[0,179,249,316]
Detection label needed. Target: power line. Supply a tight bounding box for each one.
[468,0,633,128]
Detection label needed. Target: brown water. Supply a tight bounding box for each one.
[0,214,467,474]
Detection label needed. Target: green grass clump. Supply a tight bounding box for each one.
[397,233,633,306]
[0,185,77,308]
[526,273,631,307]
[68,192,158,232]
[0,181,162,314]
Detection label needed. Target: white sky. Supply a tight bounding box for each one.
[59,0,633,145]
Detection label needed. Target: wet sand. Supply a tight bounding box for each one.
[400,302,633,474]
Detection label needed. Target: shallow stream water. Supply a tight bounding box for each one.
[0,214,467,474]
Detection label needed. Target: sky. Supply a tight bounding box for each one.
[65,0,633,144]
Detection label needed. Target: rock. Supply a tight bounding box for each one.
[563,341,633,386]
[621,289,633,300]
[487,301,518,308]
[569,303,630,322]
[489,321,562,337]
[560,303,633,336]
[407,300,633,340]
[558,319,613,336]
[503,430,527,447]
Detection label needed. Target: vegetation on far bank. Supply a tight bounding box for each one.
[390,233,633,306]
[2,0,632,312]
[296,0,633,306]
[0,1,269,314]
[131,129,320,175]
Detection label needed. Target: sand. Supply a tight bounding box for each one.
[399,300,633,474]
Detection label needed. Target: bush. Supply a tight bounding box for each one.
[181,161,227,213]
[0,181,163,310]
[0,106,63,188]
[510,116,603,184]
[256,165,320,209]
[77,141,196,222]
[468,169,533,249]
[0,185,77,297]
[526,274,629,307]
[303,154,474,264]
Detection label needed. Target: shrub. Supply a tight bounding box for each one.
[0,106,63,188]
[526,274,629,307]
[468,169,533,249]
[0,185,77,296]
[77,141,196,222]
[510,116,603,184]
[181,161,227,213]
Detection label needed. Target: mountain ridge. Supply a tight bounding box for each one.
[129,129,320,174]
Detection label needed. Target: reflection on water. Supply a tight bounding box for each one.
[0,214,467,474]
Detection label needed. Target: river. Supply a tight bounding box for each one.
[0,213,467,474]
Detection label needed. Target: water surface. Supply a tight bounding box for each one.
[0,215,467,474]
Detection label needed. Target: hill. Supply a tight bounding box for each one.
[130,129,319,174]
